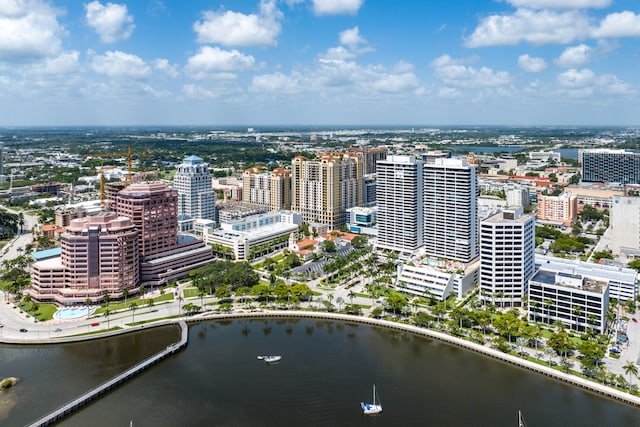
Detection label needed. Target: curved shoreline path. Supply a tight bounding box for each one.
[5,308,640,419]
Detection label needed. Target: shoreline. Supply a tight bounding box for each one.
[2,309,640,408]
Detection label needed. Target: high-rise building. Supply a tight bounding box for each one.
[479,207,535,307]
[291,153,362,229]
[242,166,291,210]
[423,158,479,262]
[116,182,180,261]
[506,184,530,208]
[28,212,139,304]
[173,155,216,225]
[376,155,423,256]
[115,181,213,286]
[537,192,577,225]
[347,146,387,174]
[580,149,640,184]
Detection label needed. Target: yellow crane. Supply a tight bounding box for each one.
[85,147,134,210]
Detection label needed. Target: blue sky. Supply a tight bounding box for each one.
[1,0,639,126]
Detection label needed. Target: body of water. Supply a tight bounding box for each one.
[2,319,639,427]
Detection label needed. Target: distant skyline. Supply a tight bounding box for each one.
[1,0,639,126]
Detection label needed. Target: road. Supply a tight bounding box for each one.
[0,206,38,262]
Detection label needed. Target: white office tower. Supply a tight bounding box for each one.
[610,196,640,259]
[376,155,423,257]
[506,184,530,208]
[423,158,479,262]
[174,155,216,229]
[479,207,535,307]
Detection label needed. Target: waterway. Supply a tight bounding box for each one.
[2,319,640,426]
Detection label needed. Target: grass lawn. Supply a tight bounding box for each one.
[93,293,174,315]
[19,302,58,321]
[183,287,200,298]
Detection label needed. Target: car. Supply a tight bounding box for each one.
[633,318,638,323]
[610,348,621,354]
[90,322,100,327]
[54,328,62,332]
[19,328,27,333]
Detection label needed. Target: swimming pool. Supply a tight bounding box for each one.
[54,307,92,320]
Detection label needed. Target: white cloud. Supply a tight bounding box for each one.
[339,27,365,49]
[90,50,151,80]
[85,1,135,44]
[593,11,640,38]
[250,72,303,94]
[194,0,282,47]
[0,0,65,61]
[556,44,592,67]
[517,54,547,72]
[466,9,591,47]
[430,55,511,88]
[505,0,611,8]
[557,68,594,87]
[313,0,364,16]
[318,46,356,61]
[39,51,81,75]
[154,58,179,78]
[186,46,255,79]
[556,68,635,98]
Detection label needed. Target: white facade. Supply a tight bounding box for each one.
[346,206,378,236]
[423,158,478,262]
[610,196,640,258]
[395,259,479,301]
[204,211,302,261]
[535,254,637,302]
[480,207,535,307]
[173,155,216,226]
[376,155,423,257]
[506,185,530,208]
[528,269,609,333]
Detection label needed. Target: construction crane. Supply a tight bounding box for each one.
[85,147,134,210]
[84,146,134,183]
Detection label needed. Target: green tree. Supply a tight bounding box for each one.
[129,302,138,323]
[623,361,639,390]
[547,329,575,358]
[321,239,338,253]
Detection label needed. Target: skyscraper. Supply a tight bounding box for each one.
[479,207,535,307]
[291,153,362,229]
[376,155,423,256]
[29,212,139,304]
[115,181,213,286]
[423,158,479,262]
[173,155,216,226]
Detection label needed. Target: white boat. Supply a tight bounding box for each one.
[360,385,382,414]
[518,410,527,427]
[257,355,282,363]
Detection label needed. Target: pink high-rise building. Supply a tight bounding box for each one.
[115,181,213,286]
[115,181,179,261]
[28,212,139,304]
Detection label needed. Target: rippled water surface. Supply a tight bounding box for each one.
[2,319,640,427]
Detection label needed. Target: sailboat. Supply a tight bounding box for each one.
[361,385,382,414]
[518,410,527,427]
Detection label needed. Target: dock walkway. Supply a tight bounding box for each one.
[26,321,188,427]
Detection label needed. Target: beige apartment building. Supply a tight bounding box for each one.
[291,153,362,229]
[242,166,291,210]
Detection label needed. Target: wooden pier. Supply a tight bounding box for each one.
[26,321,188,427]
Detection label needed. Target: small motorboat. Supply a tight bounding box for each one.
[257,355,282,363]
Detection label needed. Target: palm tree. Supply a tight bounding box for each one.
[123,288,129,305]
[327,293,334,307]
[102,291,110,312]
[544,299,554,325]
[129,302,138,323]
[105,308,110,328]
[347,290,356,306]
[623,361,639,390]
[573,306,583,331]
[85,297,92,318]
